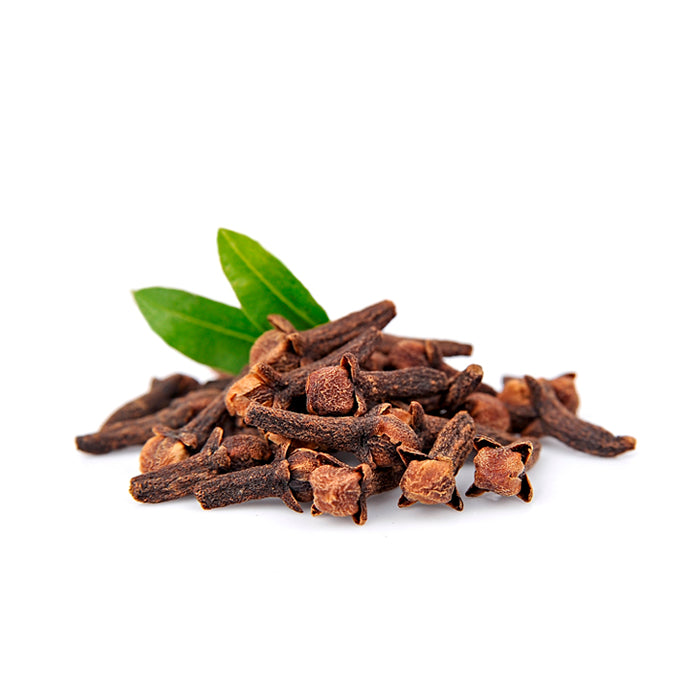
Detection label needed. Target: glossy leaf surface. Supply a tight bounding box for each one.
[133,287,259,373]
[217,228,329,332]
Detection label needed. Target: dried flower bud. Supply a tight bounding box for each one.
[399,458,456,506]
[468,436,535,502]
[465,392,511,432]
[310,465,362,518]
[139,434,189,473]
[306,365,356,415]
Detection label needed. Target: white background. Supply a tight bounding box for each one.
[1,2,698,698]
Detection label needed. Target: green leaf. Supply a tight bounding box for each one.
[217,228,329,333]
[133,287,259,374]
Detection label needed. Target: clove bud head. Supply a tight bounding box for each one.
[399,458,456,506]
[309,465,362,518]
[305,365,355,416]
[473,445,528,497]
[139,434,189,473]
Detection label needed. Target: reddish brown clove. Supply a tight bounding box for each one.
[129,428,227,503]
[129,431,273,504]
[305,353,449,416]
[524,376,636,457]
[309,459,405,525]
[384,338,463,376]
[101,374,201,428]
[444,363,485,413]
[499,373,579,434]
[398,411,475,510]
[243,401,420,466]
[247,300,396,373]
[76,387,221,455]
[194,444,351,512]
[464,392,511,433]
[466,435,538,501]
[139,387,232,472]
[225,328,381,416]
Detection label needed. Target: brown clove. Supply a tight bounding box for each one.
[398,411,476,510]
[305,353,449,416]
[524,376,636,457]
[466,435,540,502]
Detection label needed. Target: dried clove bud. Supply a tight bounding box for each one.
[248,315,299,371]
[101,373,201,428]
[247,300,396,373]
[287,300,396,362]
[464,392,511,433]
[443,363,485,413]
[194,444,351,512]
[243,401,420,466]
[398,411,475,510]
[305,353,449,416]
[129,432,273,504]
[466,435,539,501]
[225,328,381,416]
[76,387,221,455]
[130,428,230,503]
[309,465,363,519]
[384,338,461,375]
[499,373,579,434]
[139,387,232,472]
[309,459,405,525]
[79,296,637,524]
[524,376,636,457]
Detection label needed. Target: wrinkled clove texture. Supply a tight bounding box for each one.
[524,376,636,457]
[398,410,475,510]
[76,387,221,455]
[130,428,231,503]
[225,328,381,415]
[466,435,536,501]
[244,401,420,465]
[102,374,201,428]
[305,353,448,416]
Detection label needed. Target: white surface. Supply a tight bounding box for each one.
[1,2,698,699]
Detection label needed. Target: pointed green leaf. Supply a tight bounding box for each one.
[133,287,259,374]
[217,229,329,333]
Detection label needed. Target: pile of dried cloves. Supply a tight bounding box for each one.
[76,300,636,524]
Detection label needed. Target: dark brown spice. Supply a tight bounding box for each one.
[194,444,351,512]
[225,328,381,415]
[139,387,232,472]
[444,363,485,413]
[464,392,512,433]
[129,431,273,504]
[75,387,221,455]
[499,373,579,435]
[243,401,420,466]
[383,338,461,376]
[524,376,636,457]
[101,373,201,428]
[465,435,539,501]
[309,460,405,525]
[305,353,449,416]
[197,459,302,512]
[79,297,636,524]
[247,300,396,373]
[365,333,473,371]
[398,411,475,510]
[129,428,228,503]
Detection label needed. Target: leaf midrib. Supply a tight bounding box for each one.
[141,297,258,343]
[226,232,317,327]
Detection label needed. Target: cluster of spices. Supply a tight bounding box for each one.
[76,300,636,524]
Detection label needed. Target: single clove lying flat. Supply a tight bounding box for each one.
[76,299,636,524]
